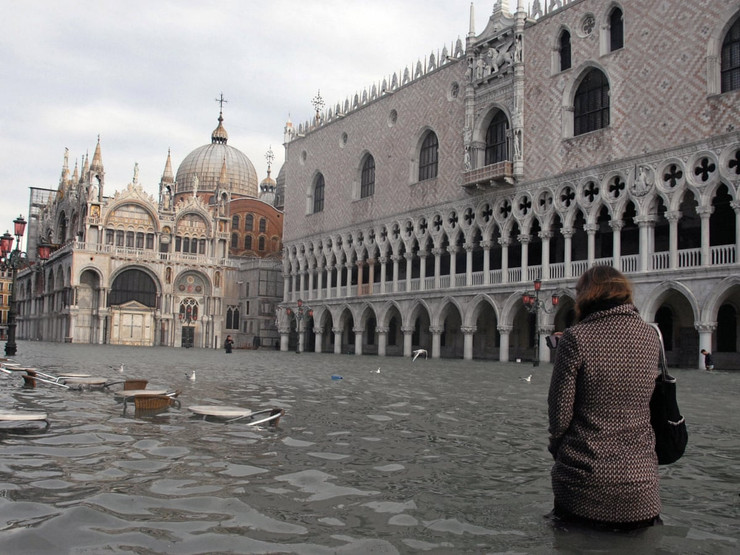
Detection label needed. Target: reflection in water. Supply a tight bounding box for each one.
[0,342,738,553]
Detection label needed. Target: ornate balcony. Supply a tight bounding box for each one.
[463,161,513,190]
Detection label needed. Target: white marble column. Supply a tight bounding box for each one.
[696,322,716,369]
[314,328,323,353]
[464,243,474,286]
[562,229,573,278]
[667,211,680,270]
[481,241,491,284]
[377,326,388,356]
[392,255,401,293]
[462,326,476,360]
[418,252,427,291]
[402,326,414,358]
[585,224,597,267]
[499,238,509,283]
[609,221,623,270]
[333,327,343,354]
[354,326,363,355]
[519,235,530,283]
[539,232,551,281]
[448,246,458,286]
[379,256,388,294]
[432,248,442,289]
[698,206,712,266]
[498,325,512,362]
[430,326,443,359]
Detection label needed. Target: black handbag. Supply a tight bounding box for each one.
[649,325,688,465]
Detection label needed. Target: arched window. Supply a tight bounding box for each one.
[361,155,375,198]
[244,235,252,250]
[232,215,239,229]
[313,174,325,213]
[259,218,266,233]
[231,233,239,248]
[609,7,624,51]
[485,111,509,165]
[722,18,740,92]
[574,69,610,135]
[109,269,156,307]
[560,30,571,71]
[245,214,254,231]
[418,131,438,181]
[258,236,266,250]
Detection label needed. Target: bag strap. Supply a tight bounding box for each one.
[649,323,669,380]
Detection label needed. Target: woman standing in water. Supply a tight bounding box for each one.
[548,266,662,530]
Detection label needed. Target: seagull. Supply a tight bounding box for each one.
[374,367,381,373]
[520,374,532,382]
[187,370,196,381]
[109,363,124,373]
[412,349,428,361]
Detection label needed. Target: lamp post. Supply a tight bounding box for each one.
[1,215,29,356]
[286,298,313,353]
[522,279,559,367]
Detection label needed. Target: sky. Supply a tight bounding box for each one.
[0,0,533,245]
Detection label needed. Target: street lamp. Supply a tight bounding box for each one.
[522,279,559,367]
[286,298,313,353]
[1,215,29,356]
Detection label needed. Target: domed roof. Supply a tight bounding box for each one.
[175,112,258,198]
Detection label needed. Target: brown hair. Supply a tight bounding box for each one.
[575,265,634,321]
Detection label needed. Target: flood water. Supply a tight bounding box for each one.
[0,341,738,554]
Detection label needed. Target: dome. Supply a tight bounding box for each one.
[175,112,258,198]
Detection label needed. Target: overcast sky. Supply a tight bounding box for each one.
[0,0,533,243]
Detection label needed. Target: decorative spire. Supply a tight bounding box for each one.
[72,160,79,184]
[60,147,70,186]
[90,135,103,172]
[211,93,229,144]
[132,162,139,185]
[219,156,228,185]
[161,148,174,183]
[468,2,475,37]
[82,152,90,178]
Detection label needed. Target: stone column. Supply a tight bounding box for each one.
[448,246,458,286]
[609,221,623,270]
[462,325,476,360]
[356,260,364,296]
[562,229,573,278]
[353,326,364,355]
[585,224,597,267]
[696,322,716,369]
[464,243,474,286]
[283,274,290,302]
[430,325,443,359]
[539,324,554,364]
[481,240,492,284]
[636,216,655,271]
[333,327,343,354]
[314,327,323,353]
[498,325,512,362]
[538,232,552,281]
[405,252,413,292]
[377,325,388,356]
[316,263,324,301]
[401,325,414,357]
[418,251,427,291]
[325,264,333,299]
[667,211,680,270]
[379,256,388,294]
[345,263,353,296]
[392,255,401,293]
[367,258,376,295]
[307,264,315,301]
[698,206,712,267]
[432,248,442,289]
[335,263,343,298]
[291,272,298,302]
[518,234,530,283]
[499,238,510,284]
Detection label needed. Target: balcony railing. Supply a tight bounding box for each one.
[462,161,513,189]
[292,245,737,301]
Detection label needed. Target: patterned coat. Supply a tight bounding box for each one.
[548,304,661,523]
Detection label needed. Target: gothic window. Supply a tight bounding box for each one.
[313,174,325,213]
[609,7,624,51]
[146,233,154,249]
[231,233,238,248]
[226,306,240,330]
[245,214,254,231]
[574,69,610,135]
[135,232,144,249]
[175,236,182,251]
[232,215,239,229]
[259,218,266,233]
[125,231,134,248]
[183,237,190,252]
[258,236,266,251]
[418,131,439,181]
[722,18,740,92]
[485,111,509,165]
[109,268,156,307]
[115,230,124,247]
[361,154,375,198]
[199,239,206,255]
[560,30,572,71]
[245,235,252,250]
[105,229,114,245]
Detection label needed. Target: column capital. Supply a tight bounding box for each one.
[584,224,598,234]
[695,322,717,333]
[561,228,574,239]
[609,220,624,231]
[401,326,415,334]
[429,326,444,334]
[461,326,477,334]
[332,327,343,334]
[376,326,389,334]
[498,237,510,247]
[517,234,531,244]
[431,248,444,256]
[480,240,492,249]
[447,246,459,254]
[497,324,513,333]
